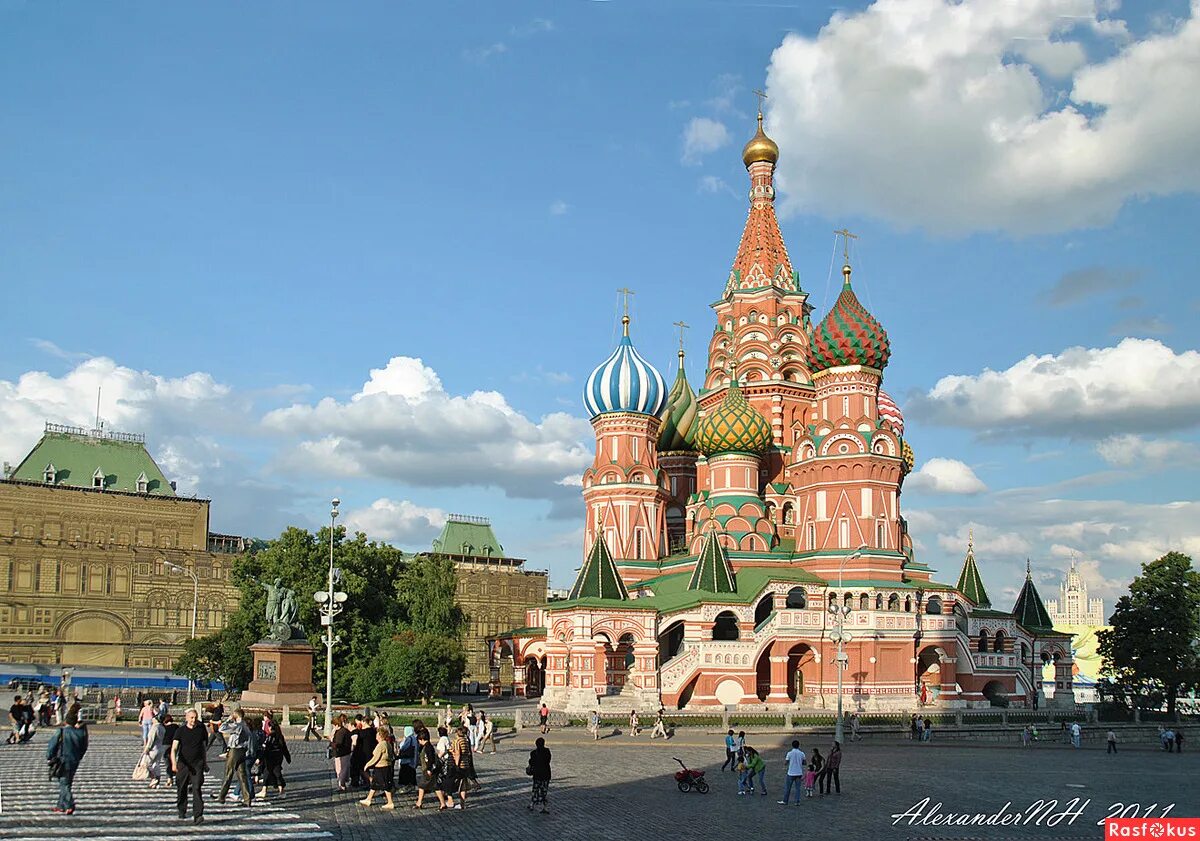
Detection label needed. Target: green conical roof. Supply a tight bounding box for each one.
[1013,560,1054,632]
[688,530,737,593]
[569,533,629,601]
[955,531,990,608]
[658,352,699,452]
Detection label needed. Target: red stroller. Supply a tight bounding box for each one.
[673,757,710,793]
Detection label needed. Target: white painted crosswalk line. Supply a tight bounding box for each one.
[0,736,332,840]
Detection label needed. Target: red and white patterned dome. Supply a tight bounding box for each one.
[877,389,904,435]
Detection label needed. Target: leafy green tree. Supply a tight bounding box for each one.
[1099,551,1200,715]
[363,629,466,703]
[397,553,468,639]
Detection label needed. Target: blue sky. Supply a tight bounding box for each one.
[2,0,1198,603]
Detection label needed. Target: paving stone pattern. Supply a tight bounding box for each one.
[1,729,1197,840]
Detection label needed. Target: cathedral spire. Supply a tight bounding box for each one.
[688,529,737,594]
[1013,559,1054,632]
[955,528,991,608]
[726,104,797,297]
[569,531,629,601]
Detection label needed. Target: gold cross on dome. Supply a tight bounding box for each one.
[752,89,767,115]
[617,287,635,318]
[673,320,690,352]
[834,228,858,264]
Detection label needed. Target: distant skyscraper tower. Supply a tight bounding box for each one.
[1046,559,1105,626]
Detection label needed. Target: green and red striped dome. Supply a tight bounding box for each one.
[809,265,890,372]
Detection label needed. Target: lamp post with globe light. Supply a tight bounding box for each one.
[314,498,347,736]
[830,545,867,744]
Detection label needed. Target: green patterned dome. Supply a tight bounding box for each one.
[809,264,890,372]
[658,352,699,452]
[695,377,772,457]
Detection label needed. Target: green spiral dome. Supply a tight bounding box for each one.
[695,378,772,457]
[658,354,699,452]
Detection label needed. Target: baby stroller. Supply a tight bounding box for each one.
[673,757,709,794]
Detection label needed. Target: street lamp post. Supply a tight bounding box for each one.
[165,561,198,704]
[829,544,868,744]
[913,587,926,701]
[314,498,348,736]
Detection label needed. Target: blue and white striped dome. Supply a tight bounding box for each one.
[583,320,668,419]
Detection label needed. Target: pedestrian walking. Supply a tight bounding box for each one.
[818,741,842,795]
[915,717,925,742]
[138,699,156,744]
[143,713,166,788]
[909,714,918,741]
[722,729,737,771]
[650,711,668,739]
[850,712,861,742]
[46,710,88,815]
[207,700,226,750]
[528,736,552,814]
[1070,722,1082,749]
[358,726,396,810]
[479,712,497,754]
[778,740,805,805]
[7,695,26,744]
[171,708,208,824]
[396,725,417,790]
[415,729,440,810]
[588,710,601,741]
[538,703,550,735]
[629,709,641,737]
[1107,729,1118,754]
[330,715,353,791]
[434,728,458,810]
[923,717,933,742]
[258,712,291,799]
[303,696,321,741]
[1022,725,1031,747]
[217,708,252,806]
[161,714,179,786]
[451,725,477,809]
[1175,730,1184,752]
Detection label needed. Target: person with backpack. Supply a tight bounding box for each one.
[358,726,396,809]
[46,710,88,814]
[217,708,252,806]
[528,736,552,814]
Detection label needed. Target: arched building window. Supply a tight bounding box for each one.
[978,629,989,653]
[712,611,739,641]
[785,588,807,609]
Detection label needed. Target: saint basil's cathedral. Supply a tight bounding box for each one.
[490,112,1075,712]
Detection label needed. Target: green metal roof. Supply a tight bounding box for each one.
[1013,566,1055,632]
[955,540,991,608]
[569,535,629,601]
[11,427,174,496]
[688,532,737,593]
[432,515,507,558]
[548,565,823,615]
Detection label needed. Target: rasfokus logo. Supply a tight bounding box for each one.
[1107,819,1200,838]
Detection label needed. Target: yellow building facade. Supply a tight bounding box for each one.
[0,424,242,670]
[425,515,548,687]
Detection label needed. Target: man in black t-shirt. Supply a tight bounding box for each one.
[7,696,23,744]
[171,709,208,823]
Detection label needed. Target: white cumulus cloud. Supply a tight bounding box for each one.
[1095,434,1200,468]
[911,338,1200,438]
[764,0,1200,234]
[341,498,448,546]
[681,117,731,165]
[908,458,988,494]
[263,356,593,512]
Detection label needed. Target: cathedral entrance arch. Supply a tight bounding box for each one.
[523,656,546,697]
[982,680,1006,706]
[658,620,684,663]
[916,645,943,702]
[787,643,817,703]
[58,610,129,667]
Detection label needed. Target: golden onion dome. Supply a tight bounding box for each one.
[742,112,779,168]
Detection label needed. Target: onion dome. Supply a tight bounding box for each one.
[877,389,904,435]
[809,264,891,372]
[583,316,668,419]
[900,440,914,475]
[742,111,780,168]
[694,376,772,457]
[658,350,699,452]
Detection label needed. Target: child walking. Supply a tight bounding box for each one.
[804,747,823,798]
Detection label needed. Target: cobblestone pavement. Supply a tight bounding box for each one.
[1,729,1197,840]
